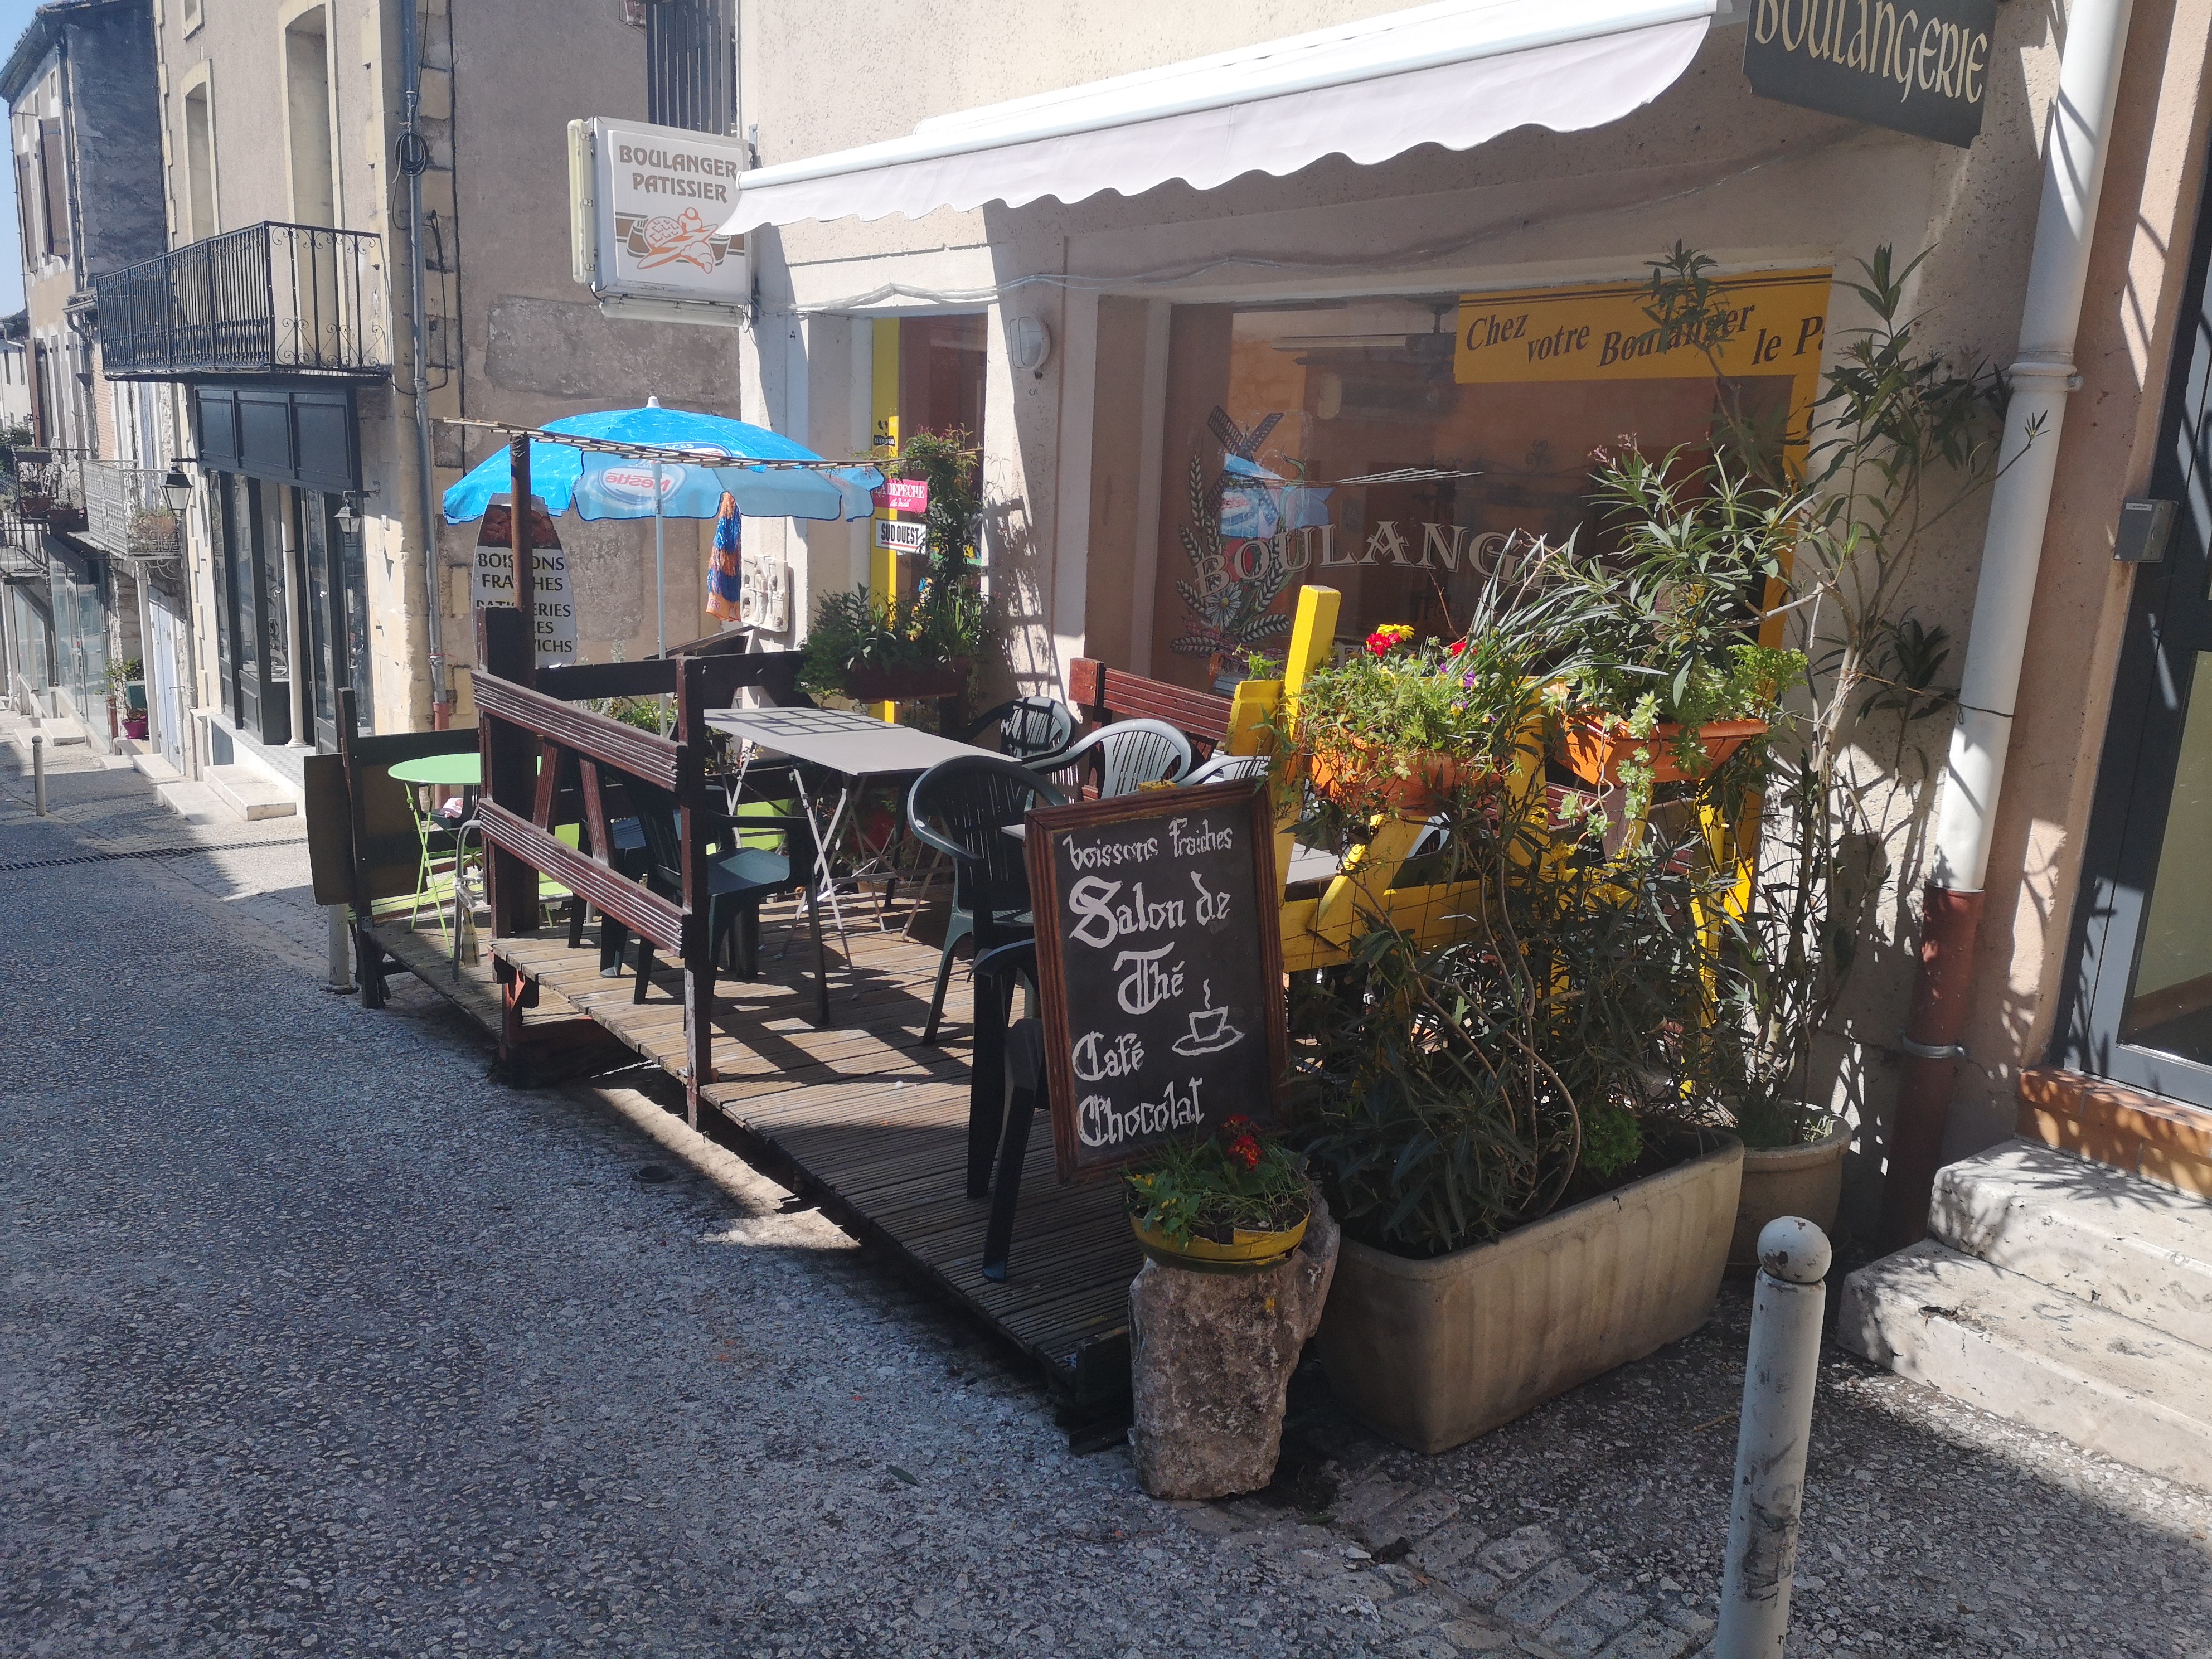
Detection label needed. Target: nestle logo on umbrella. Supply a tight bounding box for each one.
[596,465,686,507]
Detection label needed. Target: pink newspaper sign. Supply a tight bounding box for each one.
[872,478,930,515]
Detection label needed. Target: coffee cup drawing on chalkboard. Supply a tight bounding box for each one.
[1172,981,1246,1057]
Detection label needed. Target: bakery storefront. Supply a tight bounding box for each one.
[1138,272,1833,692]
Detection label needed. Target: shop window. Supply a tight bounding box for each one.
[646,0,736,135]
[1143,275,1831,691]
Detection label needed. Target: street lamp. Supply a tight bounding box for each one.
[334,491,362,533]
[158,467,193,512]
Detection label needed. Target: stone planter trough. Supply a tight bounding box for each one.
[1314,1133,1743,1453]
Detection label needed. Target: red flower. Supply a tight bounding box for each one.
[1448,639,1468,657]
[1222,1115,1254,1135]
[1226,1133,1262,1171]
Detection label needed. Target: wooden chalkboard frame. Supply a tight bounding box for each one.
[1023,780,1289,1183]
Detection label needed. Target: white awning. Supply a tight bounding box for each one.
[719,0,1715,234]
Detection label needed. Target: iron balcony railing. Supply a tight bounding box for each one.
[83,460,181,562]
[94,222,389,380]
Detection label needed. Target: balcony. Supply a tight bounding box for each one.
[82,460,181,563]
[93,222,388,381]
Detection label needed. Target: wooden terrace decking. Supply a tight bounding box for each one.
[386,895,1141,1401]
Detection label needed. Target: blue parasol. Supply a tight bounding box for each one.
[440,399,882,656]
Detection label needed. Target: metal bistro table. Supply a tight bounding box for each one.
[387,750,486,975]
[705,704,998,963]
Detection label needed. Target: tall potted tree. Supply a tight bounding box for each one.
[1642,244,2010,1265]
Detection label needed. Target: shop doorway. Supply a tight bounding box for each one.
[2058,162,2212,1110]
[870,313,987,609]
[145,587,190,776]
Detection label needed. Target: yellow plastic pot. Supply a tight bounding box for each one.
[1131,1212,1310,1275]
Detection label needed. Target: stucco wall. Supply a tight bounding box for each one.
[1946,0,2212,1157]
[726,0,2212,1200]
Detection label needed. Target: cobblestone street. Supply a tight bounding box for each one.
[4,724,2209,1659]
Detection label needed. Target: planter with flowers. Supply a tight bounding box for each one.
[1288,585,1565,826]
[1539,443,1803,814]
[1124,1118,1339,1500]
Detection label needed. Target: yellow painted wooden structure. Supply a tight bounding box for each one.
[1223,584,1760,972]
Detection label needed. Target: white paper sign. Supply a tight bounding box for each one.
[472,544,578,668]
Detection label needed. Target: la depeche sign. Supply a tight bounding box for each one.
[1743,0,1997,148]
[1024,781,1288,1183]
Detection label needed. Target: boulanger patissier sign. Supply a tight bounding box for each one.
[569,118,750,314]
[1743,0,1998,146]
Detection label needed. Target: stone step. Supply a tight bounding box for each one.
[1932,1138,2212,1349]
[156,780,230,827]
[203,763,297,822]
[132,752,182,786]
[1837,1239,2212,1491]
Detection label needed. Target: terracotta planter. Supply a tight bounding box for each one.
[1554,716,1767,787]
[1308,743,1492,814]
[18,492,51,518]
[1314,1133,1743,1453]
[1728,1116,1850,1274]
[839,654,971,704]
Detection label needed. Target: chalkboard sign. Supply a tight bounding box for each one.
[1024,781,1288,1182]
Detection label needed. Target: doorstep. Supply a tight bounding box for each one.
[2016,1066,2212,1198]
[155,780,229,826]
[202,764,297,821]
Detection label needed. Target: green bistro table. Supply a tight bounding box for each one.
[387,751,483,789]
[387,751,486,974]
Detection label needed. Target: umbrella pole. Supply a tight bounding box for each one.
[653,461,667,662]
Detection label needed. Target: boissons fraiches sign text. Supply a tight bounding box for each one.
[1743,0,1997,148]
[1026,783,1287,1182]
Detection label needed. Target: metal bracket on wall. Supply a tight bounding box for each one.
[1897,1032,1970,1063]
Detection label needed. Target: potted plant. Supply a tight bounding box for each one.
[1123,1118,1340,1500]
[105,657,145,742]
[801,429,988,711]
[1543,443,1804,806]
[1294,779,1744,1453]
[1124,1114,1314,1271]
[1637,244,2009,1258]
[1286,559,1576,819]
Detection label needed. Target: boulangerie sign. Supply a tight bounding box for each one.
[570,118,750,312]
[1743,0,1997,147]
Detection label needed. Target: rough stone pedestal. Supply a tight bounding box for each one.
[1129,1198,1341,1500]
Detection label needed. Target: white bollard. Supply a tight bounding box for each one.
[1715,1216,1831,1659]
[326,904,356,992]
[31,731,46,814]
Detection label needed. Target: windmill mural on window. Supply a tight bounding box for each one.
[1172,409,1331,680]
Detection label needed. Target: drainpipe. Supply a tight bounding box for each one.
[399,0,450,727]
[1878,0,2138,1246]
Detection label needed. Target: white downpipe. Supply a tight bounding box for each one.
[1931,0,2137,892]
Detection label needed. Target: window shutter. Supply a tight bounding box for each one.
[38,118,69,259]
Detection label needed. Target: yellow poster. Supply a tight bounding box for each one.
[1457,268,1833,458]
